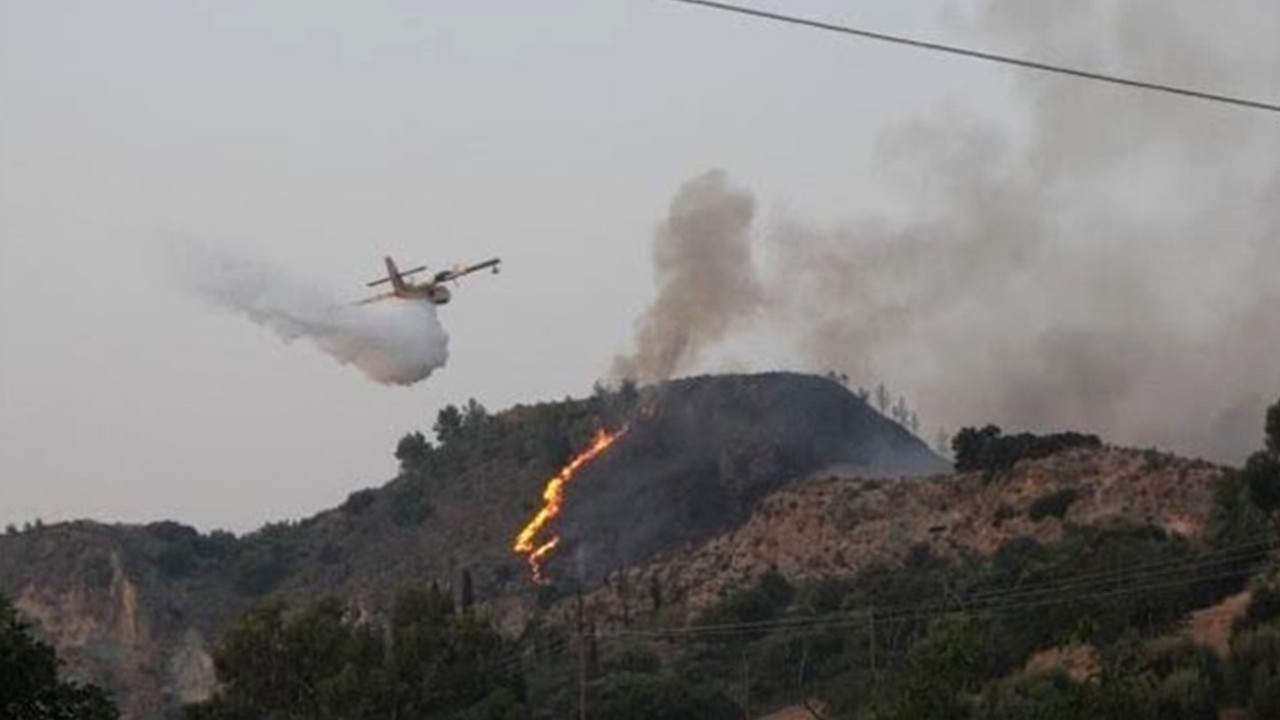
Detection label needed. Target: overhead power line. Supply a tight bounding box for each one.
[661,0,1280,115]
[600,536,1277,640]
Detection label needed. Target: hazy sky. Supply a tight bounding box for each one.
[2,0,1275,533]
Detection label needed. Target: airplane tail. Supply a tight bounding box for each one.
[384,256,408,294]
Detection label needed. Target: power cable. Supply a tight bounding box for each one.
[606,562,1260,640]
[660,0,1280,115]
[606,540,1267,637]
[601,538,1276,639]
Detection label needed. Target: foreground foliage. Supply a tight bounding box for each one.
[184,584,526,720]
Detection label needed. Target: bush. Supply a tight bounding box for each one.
[390,479,434,527]
[976,671,1086,720]
[341,488,377,516]
[1228,625,1280,710]
[589,674,739,720]
[605,646,662,675]
[1241,579,1280,632]
[696,568,794,630]
[1028,488,1080,522]
[145,521,200,543]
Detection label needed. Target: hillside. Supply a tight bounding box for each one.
[0,372,944,718]
[4,373,1272,720]
[565,446,1224,626]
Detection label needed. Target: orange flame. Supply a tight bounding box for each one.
[513,426,628,583]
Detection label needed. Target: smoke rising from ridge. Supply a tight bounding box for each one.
[611,170,761,381]
[175,244,449,386]
[614,0,1279,462]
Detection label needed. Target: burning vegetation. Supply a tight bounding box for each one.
[513,426,629,583]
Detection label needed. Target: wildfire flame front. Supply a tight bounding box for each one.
[512,426,628,583]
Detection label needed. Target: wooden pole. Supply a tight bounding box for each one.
[577,588,587,720]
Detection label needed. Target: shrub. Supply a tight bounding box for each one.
[390,479,433,527]
[1028,488,1080,522]
[341,488,377,516]
[696,567,794,630]
[589,674,739,720]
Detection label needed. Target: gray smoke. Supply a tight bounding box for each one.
[615,0,1280,462]
[174,244,449,386]
[611,170,761,382]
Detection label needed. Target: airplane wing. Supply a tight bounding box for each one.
[464,258,501,275]
[366,264,427,288]
[436,258,501,282]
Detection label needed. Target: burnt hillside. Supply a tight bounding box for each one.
[553,372,946,582]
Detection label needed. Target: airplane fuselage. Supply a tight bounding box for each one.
[356,255,498,307]
[396,282,452,305]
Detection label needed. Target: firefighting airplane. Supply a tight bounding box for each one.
[355,256,501,306]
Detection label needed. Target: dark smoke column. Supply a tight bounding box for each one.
[611,170,761,382]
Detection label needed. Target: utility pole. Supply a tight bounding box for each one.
[868,605,877,684]
[576,587,587,720]
[741,648,751,720]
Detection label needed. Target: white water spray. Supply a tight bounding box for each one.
[174,244,448,385]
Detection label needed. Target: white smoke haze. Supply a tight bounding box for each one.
[174,244,449,386]
[615,0,1280,463]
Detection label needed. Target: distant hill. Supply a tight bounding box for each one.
[0,372,944,718]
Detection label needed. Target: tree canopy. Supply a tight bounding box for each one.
[1244,397,1280,514]
[952,425,1102,474]
[184,584,526,720]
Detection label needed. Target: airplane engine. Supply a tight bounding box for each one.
[428,285,451,304]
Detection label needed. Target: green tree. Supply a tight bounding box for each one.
[395,431,431,470]
[976,671,1086,720]
[1244,452,1280,515]
[186,586,526,720]
[0,595,119,720]
[618,378,639,407]
[388,583,524,718]
[953,425,1003,472]
[696,567,794,631]
[875,383,890,413]
[461,569,476,613]
[434,404,464,445]
[875,613,997,719]
[1267,398,1280,455]
[1244,396,1280,514]
[190,598,384,720]
[588,674,739,720]
[648,575,662,612]
[1228,624,1280,719]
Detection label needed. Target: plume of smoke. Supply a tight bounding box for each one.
[611,170,761,382]
[616,0,1280,462]
[174,244,448,386]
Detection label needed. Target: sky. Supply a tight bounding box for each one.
[1,0,1276,533]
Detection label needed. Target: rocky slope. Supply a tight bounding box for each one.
[566,447,1223,627]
